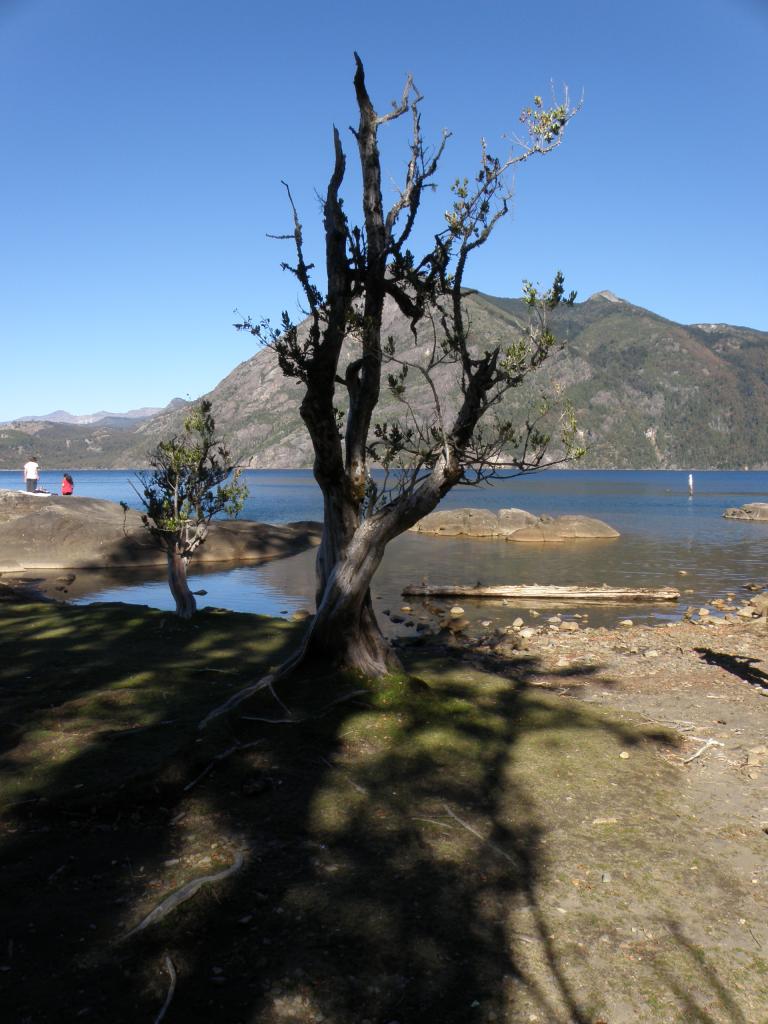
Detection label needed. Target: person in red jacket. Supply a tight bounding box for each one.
[61,473,74,495]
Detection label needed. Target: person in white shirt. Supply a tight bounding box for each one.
[23,457,40,492]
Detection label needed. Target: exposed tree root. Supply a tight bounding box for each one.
[183,740,264,793]
[240,689,369,726]
[198,673,279,731]
[154,955,177,1024]
[122,851,245,941]
[198,618,377,730]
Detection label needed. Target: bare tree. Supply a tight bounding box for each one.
[128,400,247,618]
[238,55,581,677]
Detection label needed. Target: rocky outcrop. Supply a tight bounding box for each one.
[407,508,507,538]
[410,507,619,542]
[723,502,768,522]
[497,508,540,535]
[510,514,620,543]
[0,490,321,571]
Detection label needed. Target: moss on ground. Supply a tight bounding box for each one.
[0,600,765,1022]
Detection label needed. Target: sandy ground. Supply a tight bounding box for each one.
[468,611,768,838]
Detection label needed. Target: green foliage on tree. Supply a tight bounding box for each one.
[128,400,247,618]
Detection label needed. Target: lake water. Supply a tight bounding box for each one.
[2,469,767,632]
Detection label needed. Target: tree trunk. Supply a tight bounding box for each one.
[167,549,196,619]
[295,509,399,676]
[289,460,458,678]
[302,587,397,677]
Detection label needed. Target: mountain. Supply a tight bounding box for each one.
[1,295,766,470]
[0,399,190,470]
[2,400,187,426]
[473,291,768,468]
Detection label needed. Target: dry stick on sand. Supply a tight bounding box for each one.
[154,955,177,1024]
[443,805,518,866]
[122,851,245,941]
[683,738,724,764]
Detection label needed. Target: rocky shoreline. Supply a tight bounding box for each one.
[425,587,768,697]
[0,489,321,579]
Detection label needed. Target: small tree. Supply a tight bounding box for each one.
[237,55,581,680]
[130,400,247,618]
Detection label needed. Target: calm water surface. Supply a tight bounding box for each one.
[3,469,766,631]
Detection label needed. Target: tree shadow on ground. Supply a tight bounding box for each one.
[0,604,756,1023]
[649,921,751,1024]
[694,647,768,693]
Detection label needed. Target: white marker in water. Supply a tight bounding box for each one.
[688,472,694,496]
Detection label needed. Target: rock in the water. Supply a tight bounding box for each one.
[410,506,619,542]
[496,508,538,535]
[410,508,500,537]
[723,502,768,521]
[508,515,620,543]
[445,617,470,632]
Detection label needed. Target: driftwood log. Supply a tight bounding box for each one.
[402,584,680,603]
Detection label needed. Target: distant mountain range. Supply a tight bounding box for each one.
[1,292,766,470]
[2,404,182,426]
[0,399,190,468]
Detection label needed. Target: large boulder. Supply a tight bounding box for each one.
[0,490,321,571]
[410,508,501,537]
[496,508,539,535]
[410,505,618,542]
[509,515,620,543]
[723,502,768,522]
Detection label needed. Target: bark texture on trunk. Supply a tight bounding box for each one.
[167,549,196,619]
[295,453,460,677]
[300,519,398,676]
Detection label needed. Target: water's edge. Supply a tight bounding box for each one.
[2,470,766,631]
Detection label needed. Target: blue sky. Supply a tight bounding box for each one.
[1,0,766,421]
